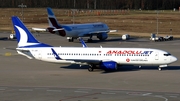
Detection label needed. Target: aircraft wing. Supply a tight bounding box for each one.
[52,28,64,31]
[109,30,118,33]
[3,47,32,51]
[3,47,16,50]
[32,27,64,32]
[67,59,101,64]
[32,28,47,32]
[78,30,118,37]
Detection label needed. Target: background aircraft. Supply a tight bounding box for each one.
[13,16,177,72]
[32,7,117,42]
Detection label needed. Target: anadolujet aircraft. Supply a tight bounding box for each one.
[32,7,117,42]
[12,16,177,72]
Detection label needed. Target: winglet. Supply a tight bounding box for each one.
[79,38,88,47]
[11,16,52,48]
[51,48,61,60]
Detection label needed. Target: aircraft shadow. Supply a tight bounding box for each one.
[74,37,150,43]
[60,64,89,70]
[60,64,180,74]
[0,37,10,41]
[102,65,180,74]
[73,37,122,43]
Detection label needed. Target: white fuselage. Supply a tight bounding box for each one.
[17,47,177,66]
[59,22,109,37]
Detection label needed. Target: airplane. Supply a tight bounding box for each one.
[12,16,177,72]
[32,7,117,42]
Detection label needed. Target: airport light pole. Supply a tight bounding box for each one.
[72,0,76,24]
[94,0,96,9]
[156,0,159,36]
[74,0,76,8]
[18,3,27,22]
[157,10,159,35]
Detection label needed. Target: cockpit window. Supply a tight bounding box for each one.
[164,53,171,56]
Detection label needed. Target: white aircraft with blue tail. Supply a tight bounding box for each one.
[12,16,177,72]
[32,7,117,42]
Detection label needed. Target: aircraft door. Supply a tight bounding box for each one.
[38,50,42,60]
[155,52,159,60]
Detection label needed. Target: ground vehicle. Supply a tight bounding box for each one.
[150,33,173,42]
[163,36,173,41]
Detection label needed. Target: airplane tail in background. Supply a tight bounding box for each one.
[47,7,61,28]
[47,7,68,36]
[11,16,52,48]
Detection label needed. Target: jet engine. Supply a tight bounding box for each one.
[97,33,108,40]
[9,34,16,39]
[122,34,130,40]
[100,61,117,70]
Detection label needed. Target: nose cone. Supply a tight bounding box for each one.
[171,56,177,63]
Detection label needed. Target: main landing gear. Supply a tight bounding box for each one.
[88,67,94,72]
[88,64,96,72]
[87,39,93,42]
[67,37,74,42]
[87,35,93,42]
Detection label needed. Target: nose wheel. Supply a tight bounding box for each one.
[158,67,162,71]
[67,37,74,42]
[88,67,94,72]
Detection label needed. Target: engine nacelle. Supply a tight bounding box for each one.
[97,33,108,40]
[9,34,16,39]
[47,27,56,34]
[122,34,130,40]
[100,61,117,70]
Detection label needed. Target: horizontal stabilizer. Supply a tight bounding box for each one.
[53,28,64,31]
[109,30,118,33]
[32,28,47,32]
[3,47,16,50]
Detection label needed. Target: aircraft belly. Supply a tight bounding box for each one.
[66,30,82,37]
[41,58,74,64]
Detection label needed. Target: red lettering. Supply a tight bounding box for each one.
[106,50,143,54]
[117,51,122,54]
[122,51,126,54]
[126,51,131,54]
[112,50,118,54]
[136,51,142,54]
[107,50,112,54]
[131,51,135,54]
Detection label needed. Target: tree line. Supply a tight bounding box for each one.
[1,0,180,10]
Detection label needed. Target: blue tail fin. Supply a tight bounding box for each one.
[47,7,71,36]
[11,16,52,48]
[47,7,60,27]
[51,48,61,60]
[47,7,71,31]
[79,38,88,47]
